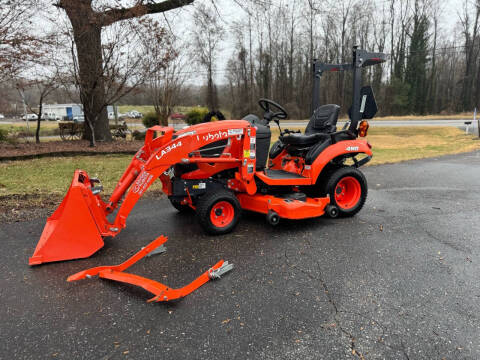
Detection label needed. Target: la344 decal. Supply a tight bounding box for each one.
[155,141,183,160]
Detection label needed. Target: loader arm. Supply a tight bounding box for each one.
[29,121,258,265]
[109,121,257,231]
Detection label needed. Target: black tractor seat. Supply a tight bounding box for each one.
[303,130,357,164]
[279,104,340,147]
[276,104,359,165]
[279,132,329,146]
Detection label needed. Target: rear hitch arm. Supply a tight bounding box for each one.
[67,236,234,303]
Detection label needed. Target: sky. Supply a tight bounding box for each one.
[35,0,463,86]
[159,0,462,85]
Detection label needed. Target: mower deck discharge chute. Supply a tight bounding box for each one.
[30,47,386,266]
[68,236,234,302]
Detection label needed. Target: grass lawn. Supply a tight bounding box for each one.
[1,127,479,201]
[118,105,155,114]
[366,127,480,164]
[0,123,60,137]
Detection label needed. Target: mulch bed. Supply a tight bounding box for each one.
[0,140,143,161]
[0,190,164,224]
[0,194,63,223]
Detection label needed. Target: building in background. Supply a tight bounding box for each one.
[42,104,116,121]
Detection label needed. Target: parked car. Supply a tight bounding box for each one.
[73,115,85,123]
[43,112,62,121]
[0,114,4,119]
[126,110,143,119]
[22,114,39,121]
[108,112,127,121]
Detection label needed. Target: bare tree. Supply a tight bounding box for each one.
[16,74,59,143]
[192,3,224,111]
[0,0,42,81]
[53,0,193,142]
[146,38,187,126]
[459,0,480,111]
[58,17,172,146]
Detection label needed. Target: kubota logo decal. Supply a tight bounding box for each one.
[133,171,153,195]
[203,131,228,142]
[346,146,359,152]
[155,141,182,160]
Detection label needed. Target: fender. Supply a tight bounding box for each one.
[310,139,372,184]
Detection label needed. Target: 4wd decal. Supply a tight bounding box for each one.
[346,146,359,152]
[155,141,182,160]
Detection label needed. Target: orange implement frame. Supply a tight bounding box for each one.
[67,236,233,303]
[237,193,331,219]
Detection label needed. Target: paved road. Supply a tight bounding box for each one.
[1,118,478,129]
[1,151,480,359]
[283,119,478,132]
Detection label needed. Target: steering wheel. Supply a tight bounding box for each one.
[258,99,288,122]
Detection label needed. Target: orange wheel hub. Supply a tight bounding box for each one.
[334,176,361,210]
[210,201,234,227]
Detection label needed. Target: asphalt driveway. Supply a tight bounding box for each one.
[1,151,479,359]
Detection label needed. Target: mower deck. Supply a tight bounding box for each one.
[237,193,330,219]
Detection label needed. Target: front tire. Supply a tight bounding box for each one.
[196,190,242,235]
[325,167,367,217]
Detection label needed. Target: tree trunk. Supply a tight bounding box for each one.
[207,72,214,111]
[248,15,254,112]
[35,102,42,144]
[64,3,111,143]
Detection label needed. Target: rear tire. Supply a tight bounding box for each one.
[325,167,367,217]
[196,190,242,235]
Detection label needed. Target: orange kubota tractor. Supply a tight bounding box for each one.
[30,48,386,266]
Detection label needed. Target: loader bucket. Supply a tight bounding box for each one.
[29,170,106,266]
